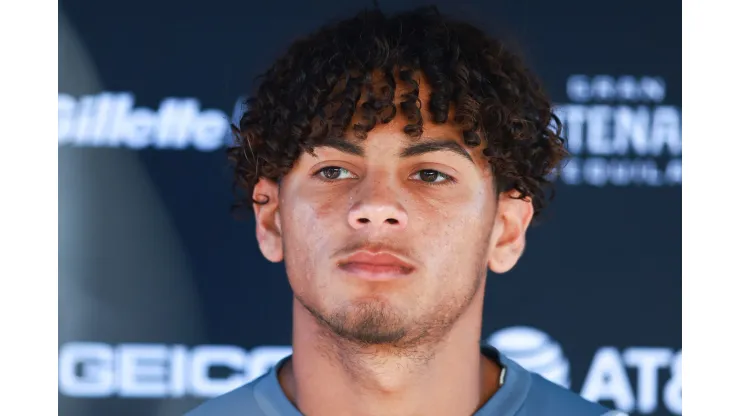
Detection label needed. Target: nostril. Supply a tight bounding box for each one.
[358,218,370,224]
[386,218,399,225]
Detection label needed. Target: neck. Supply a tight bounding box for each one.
[279,294,500,416]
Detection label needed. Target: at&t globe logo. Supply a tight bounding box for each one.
[486,326,571,388]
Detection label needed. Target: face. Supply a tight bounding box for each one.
[253,78,533,348]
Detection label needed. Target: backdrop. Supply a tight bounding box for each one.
[58,1,681,415]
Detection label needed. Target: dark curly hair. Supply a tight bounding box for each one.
[229,6,566,219]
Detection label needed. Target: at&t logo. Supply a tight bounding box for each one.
[487,326,681,415]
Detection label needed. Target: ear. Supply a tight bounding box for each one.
[253,178,283,263]
[487,191,534,274]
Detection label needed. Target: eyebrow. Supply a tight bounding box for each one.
[316,137,475,165]
[400,139,474,164]
[317,138,365,157]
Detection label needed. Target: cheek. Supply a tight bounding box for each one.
[412,189,494,271]
[414,183,492,228]
[282,194,345,273]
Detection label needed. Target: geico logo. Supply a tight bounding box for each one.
[566,75,666,103]
[57,93,230,151]
[58,342,292,398]
[581,347,681,415]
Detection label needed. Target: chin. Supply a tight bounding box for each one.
[326,299,411,344]
[335,325,408,345]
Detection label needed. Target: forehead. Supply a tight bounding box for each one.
[353,115,461,146]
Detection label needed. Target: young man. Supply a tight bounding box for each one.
[188,6,622,416]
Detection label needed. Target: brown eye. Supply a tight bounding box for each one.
[410,169,455,185]
[315,166,355,181]
[321,167,342,180]
[419,170,440,182]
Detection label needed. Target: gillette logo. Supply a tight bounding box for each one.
[58,92,230,151]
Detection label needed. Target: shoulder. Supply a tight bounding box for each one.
[184,375,264,416]
[520,372,623,416]
[481,346,623,416]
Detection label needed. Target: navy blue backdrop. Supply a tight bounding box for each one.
[58,1,681,415]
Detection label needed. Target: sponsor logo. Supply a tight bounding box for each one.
[58,92,231,151]
[554,75,681,187]
[487,326,681,415]
[58,342,291,398]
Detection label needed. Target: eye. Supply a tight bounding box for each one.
[314,166,357,181]
[410,169,455,185]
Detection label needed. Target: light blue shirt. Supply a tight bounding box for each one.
[186,345,623,415]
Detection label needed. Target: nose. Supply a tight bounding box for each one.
[347,180,409,231]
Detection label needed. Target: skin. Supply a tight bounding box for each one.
[252,77,534,416]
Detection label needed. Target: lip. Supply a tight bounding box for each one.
[337,251,416,281]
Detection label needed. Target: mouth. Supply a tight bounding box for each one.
[337,251,416,281]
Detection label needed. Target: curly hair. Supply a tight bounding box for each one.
[229,6,567,219]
